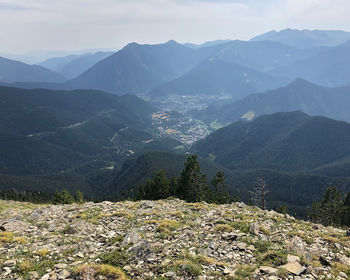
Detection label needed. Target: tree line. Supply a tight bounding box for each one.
[310,186,350,227]
[137,154,236,204]
[1,154,350,228]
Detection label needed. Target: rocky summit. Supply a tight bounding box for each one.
[0,199,349,280]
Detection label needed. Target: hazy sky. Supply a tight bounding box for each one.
[1,0,350,54]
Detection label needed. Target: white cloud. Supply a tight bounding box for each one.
[0,0,349,53]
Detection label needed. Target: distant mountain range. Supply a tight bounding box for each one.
[148,58,285,100]
[2,30,350,95]
[270,43,350,87]
[68,39,333,97]
[39,51,114,79]
[0,56,65,84]
[194,79,350,125]
[251,28,350,48]
[67,40,225,94]
[206,40,327,72]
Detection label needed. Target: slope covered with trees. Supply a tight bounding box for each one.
[192,111,350,171]
[0,56,65,83]
[0,86,179,195]
[194,79,350,125]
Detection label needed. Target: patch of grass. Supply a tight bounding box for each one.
[99,249,130,267]
[287,231,314,245]
[75,264,127,280]
[157,220,181,234]
[61,225,76,234]
[215,224,233,232]
[0,232,27,244]
[260,226,271,235]
[253,241,271,254]
[100,211,134,220]
[331,262,350,277]
[168,211,184,219]
[0,200,44,215]
[108,235,124,245]
[277,268,289,278]
[172,260,202,277]
[0,231,14,242]
[234,265,255,280]
[13,257,58,279]
[229,221,249,233]
[76,207,102,224]
[258,249,288,267]
[188,203,208,211]
[36,248,49,258]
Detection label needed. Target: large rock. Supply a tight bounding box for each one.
[287,254,301,263]
[280,262,306,276]
[250,223,259,235]
[288,236,311,260]
[27,209,43,221]
[122,229,142,246]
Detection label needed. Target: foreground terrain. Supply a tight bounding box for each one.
[1,199,349,279]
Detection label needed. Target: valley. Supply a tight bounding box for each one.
[1,28,350,222]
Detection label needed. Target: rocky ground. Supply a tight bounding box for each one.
[0,199,349,280]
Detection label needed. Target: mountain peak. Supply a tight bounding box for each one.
[165,39,179,45]
[287,78,318,88]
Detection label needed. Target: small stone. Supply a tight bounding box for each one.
[141,201,155,208]
[123,265,131,271]
[165,271,176,277]
[3,260,16,267]
[29,271,39,278]
[247,245,255,251]
[223,267,234,275]
[40,274,50,280]
[259,266,278,275]
[58,269,70,279]
[237,242,247,250]
[55,264,68,269]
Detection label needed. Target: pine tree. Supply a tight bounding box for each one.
[137,170,171,200]
[178,154,209,202]
[75,190,84,203]
[341,191,350,226]
[211,170,230,203]
[310,186,343,226]
[152,170,170,199]
[53,189,75,204]
[169,176,179,197]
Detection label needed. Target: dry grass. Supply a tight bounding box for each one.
[37,248,49,258]
[75,264,127,279]
[215,224,233,232]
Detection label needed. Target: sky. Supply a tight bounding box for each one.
[1,0,350,55]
